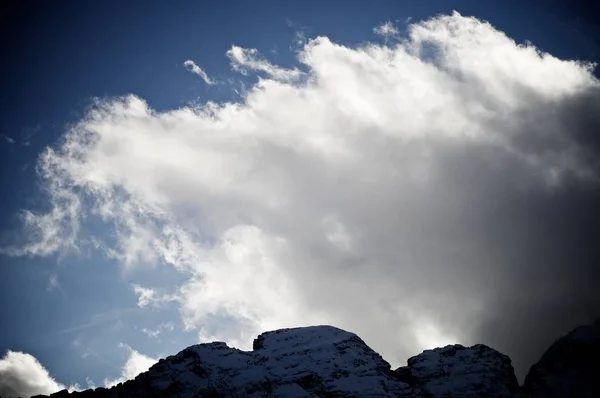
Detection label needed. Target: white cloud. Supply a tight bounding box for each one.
[104,344,157,388]
[7,11,600,377]
[141,328,160,339]
[227,46,303,81]
[86,377,96,389]
[132,284,178,308]
[183,60,216,85]
[132,284,157,308]
[142,322,175,339]
[373,21,400,39]
[0,351,66,398]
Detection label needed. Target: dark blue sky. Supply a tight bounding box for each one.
[1,0,599,391]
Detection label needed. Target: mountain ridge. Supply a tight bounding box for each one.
[27,319,599,398]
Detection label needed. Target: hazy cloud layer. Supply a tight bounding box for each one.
[7,12,600,380]
[0,351,66,397]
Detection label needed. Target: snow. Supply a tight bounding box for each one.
[124,325,413,397]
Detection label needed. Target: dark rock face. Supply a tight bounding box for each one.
[402,344,519,397]
[30,320,599,398]
[520,318,600,398]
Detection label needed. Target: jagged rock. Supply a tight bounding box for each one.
[401,344,519,397]
[392,366,416,387]
[520,318,600,398]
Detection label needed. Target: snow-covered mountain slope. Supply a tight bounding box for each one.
[32,320,599,398]
[46,326,415,398]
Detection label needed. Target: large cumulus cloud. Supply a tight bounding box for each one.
[6,12,600,380]
[0,351,67,398]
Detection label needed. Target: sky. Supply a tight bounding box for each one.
[1,0,599,396]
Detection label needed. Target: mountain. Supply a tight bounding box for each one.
[519,318,599,398]
[29,320,598,398]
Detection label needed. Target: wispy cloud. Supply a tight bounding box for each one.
[132,284,178,309]
[227,46,303,81]
[54,308,135,336]
[1,126,40,146]
[3,135,15,144]
[183,60,216,85]
[0,174,82,257]
[20,124,40,146]
[141,328,160,339]
[46,273,67,297]
[141,322,175,340]
[373,21,400,39]
[286,19,310,50]
[85,377,96,389]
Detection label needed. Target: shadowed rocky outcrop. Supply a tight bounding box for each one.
[519,318,600,398]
